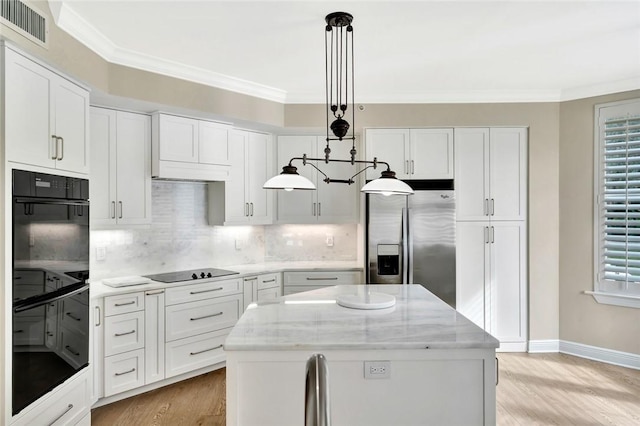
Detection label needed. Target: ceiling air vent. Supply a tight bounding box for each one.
[0,0,48,47]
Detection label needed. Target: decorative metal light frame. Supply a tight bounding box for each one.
[263,12,413,196]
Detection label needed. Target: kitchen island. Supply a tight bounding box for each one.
[224,284,499,426]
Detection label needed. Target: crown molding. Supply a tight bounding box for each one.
[560,76,640,102]
[51,1,287,104]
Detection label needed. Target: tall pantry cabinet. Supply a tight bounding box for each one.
[455,127,528,352]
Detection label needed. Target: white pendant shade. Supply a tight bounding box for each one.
[263,172,316,191]
[361,177,414,196]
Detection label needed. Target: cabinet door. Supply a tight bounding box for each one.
[276,136,317,223]
[144,290,165,385]
[316,137,359,223]
[489,128,527,221]
[53,77,89,174]
[116,111,152,225]
[489,222,526,345]
[199,121,230,165]
[364,129,410,180]
[4,47,56,169]
[455,128,490,221]
[158,114,198,162]
[246,132,273,224]
[90,107,117,226]
[455,222,489,330]
[225,130,249,223]
[410,129,453,179]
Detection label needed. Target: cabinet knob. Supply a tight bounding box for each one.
[191,273,198,279]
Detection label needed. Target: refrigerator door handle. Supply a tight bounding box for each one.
[405,207,413,284]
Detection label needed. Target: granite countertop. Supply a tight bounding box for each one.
[90,260,363,298]
[224,284,500,351]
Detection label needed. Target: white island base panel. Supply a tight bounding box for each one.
[226,348,496,426]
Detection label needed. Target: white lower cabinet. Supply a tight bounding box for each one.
[104,349,146,397]
[144,290,165,385]
[12,370,91,426]
[165,329,228,378]
[282,270,362,295]
[456,221,527,351]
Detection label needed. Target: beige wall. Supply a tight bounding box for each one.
[559,90,640,355]
[286,103,561,342]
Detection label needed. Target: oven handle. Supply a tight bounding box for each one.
[14,197,89,207]
[14,283,89,313]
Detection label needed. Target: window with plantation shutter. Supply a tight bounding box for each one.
[594,99,640,308]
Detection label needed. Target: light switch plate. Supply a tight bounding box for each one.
[364,361,391,379]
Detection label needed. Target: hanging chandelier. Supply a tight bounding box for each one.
[263,12,413,196]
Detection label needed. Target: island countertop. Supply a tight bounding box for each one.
[224,284,499,351]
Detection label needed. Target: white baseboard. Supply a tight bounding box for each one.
[560,340,640,370]
[528,339,640,370]
[528,339,560,353]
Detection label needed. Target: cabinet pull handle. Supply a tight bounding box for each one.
[318,202,321,216]
[491,226,495,243]
[111,201,116,219]
[114,301,136,307]
[65,312,81,321]
[190,312,223,321]
[51,135,58,159]
[411,160,415,174]
[245,203,249,217]
[190,344,223,356]
[65,345,80,356]
[190,287,223,295]
[146,290,164,295]
[114,330,136,337]
[47,404,74,426]
[484,226,489,244]
[483,199,488,216]
[244,277,258,282]
[306,277,338,281]
[57,136,64,160]
[95,306,101,327]
[118,201,123,219]
[262,279,276,283]
[115,368,136,376]
[491,198,495,216]
[14,329,24,334]
[312,202,316,216]
[405,160,409,174]
[250,202,254,216]
[496,357,499,385]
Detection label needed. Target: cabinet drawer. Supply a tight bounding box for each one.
[12,371,90,426]
[59,327,88,369]
[283,270,362,287]
[257,273,280,290]
[165,278,241,305]
[104,311,144,356]
[165,294,241,342]
[257,286,280,301]
[13,317,45,346]
[104,349,145,397]
[60,297,88,335]
[165,329,228,378]
[283,285,328,296]
[104,292,144,316]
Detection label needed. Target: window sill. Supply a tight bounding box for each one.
[584,291,640,309]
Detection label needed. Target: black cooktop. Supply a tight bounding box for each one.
[143,268,239,283]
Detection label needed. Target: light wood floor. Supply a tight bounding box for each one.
[92,353,640,425]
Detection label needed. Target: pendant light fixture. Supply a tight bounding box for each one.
[263,12,413,196]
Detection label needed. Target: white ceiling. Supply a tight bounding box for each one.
[50,1,640,104]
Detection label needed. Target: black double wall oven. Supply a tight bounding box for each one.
[12,170,90,415]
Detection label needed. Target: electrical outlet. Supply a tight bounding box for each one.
[364,361,391,379]
[96,246,106,261]
[326,235,334,247]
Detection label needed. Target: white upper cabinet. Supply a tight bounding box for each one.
[275,136,358,224]
[152,113,231,181]
[4,45,89,174]
[90,107,151,227]
[210,129,273,225]
[455,127,527,221]
[364,128,453,180]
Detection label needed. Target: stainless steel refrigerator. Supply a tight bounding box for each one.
[366,180,456,308]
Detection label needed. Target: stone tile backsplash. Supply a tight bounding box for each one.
[90,181,357,280]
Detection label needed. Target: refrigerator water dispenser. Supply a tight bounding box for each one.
[377,244,400,275]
